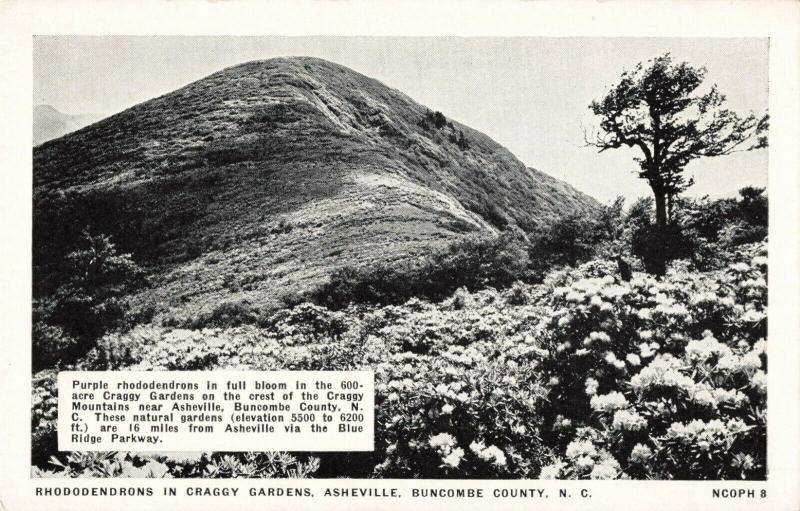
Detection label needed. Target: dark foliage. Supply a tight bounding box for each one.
[31,315,78,372]
[738,186,768,226]
[32,178,215,298]
[449,130,470,150]
[200,300,259,327]
[629,188,768,274]
[183,241,203,260]
[310,233,530,309]
[162,299,259,329]
[523,196,635,278]
[32,232,146,370]
[631,223,693,275]
[464,197,509,230]
[529,214,604,269]
[421,109,449,130]
[202,134,286,166]
[258,303,348,341]
[457,131,470,150]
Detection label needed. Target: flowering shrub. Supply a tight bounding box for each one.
[259,303,348,343]
[33,451,319,478]
[371,345,548,478]
[31,241,767,480]
[32,370,59,467]
[538,242,767,479]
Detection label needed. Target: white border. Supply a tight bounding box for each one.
[1,1,798,510]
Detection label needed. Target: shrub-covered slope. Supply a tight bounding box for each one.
[33,57,598,316]
[33,242,767,479]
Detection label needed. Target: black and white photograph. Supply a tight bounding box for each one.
[28,34,773,482]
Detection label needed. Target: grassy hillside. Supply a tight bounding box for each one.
[33,57,598,317]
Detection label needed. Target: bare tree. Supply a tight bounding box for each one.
[585,53,768,229]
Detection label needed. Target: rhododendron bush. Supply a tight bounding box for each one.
[539,242,767,479]
[31,242,767,479]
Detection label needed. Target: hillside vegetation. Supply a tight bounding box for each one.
[33,238,767,479]
[32,186,768,479]
[33,57,597,318]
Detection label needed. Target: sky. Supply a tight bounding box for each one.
[33,36,769,205]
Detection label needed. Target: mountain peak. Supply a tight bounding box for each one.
[223,55,351,70]
[33,104,104,146]
[217,56,369,77]
[35,104,62,114]
[33,58,598,315]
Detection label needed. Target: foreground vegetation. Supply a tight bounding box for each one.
[32,214,767,479]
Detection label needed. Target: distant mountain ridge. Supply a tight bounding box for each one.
[33,105,104,146]
[33,57,599,316]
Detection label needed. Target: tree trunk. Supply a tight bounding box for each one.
[667,193,673,224]
[650,188,669,276]
[654,190,668,228]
